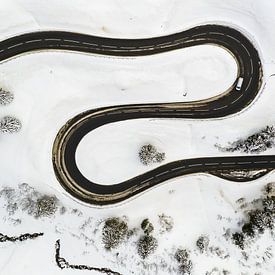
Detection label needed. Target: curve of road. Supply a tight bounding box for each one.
[0,24,269,205]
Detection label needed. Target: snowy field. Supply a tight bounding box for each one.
[1,0,275,274]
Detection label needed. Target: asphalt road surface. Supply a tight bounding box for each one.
[0,24,268,205]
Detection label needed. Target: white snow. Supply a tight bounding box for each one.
[0,0,275,274]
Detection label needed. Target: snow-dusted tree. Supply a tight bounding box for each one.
[0,89,14,105]
[102,217,128,250]
[175,249,193,275]
[137,235,158,259]
[0,116,21,133]
[248,209,273,233]
[138,144,165,165]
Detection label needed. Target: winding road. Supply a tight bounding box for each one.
[1,24,270,205]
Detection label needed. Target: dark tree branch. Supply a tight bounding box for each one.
[55,239,122,275]
[0,232,44,243]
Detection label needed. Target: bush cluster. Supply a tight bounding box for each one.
[232,183,275,249]
[218,126,275,154]
[138,144,165,165]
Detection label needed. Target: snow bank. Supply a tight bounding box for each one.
[0,0,275,274]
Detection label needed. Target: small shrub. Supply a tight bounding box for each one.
[175,249,189,263]
[241,223,255,237]
[0,116,21,133]
[141,219,154,235]
[232,232,245,250]
[35,195,58,218]
[248,209,273,232]
[196,235,209,253]
[0,89,14,105]
[175,249,193,275]
[138,144,165,165]
[178,261,193,275]
[59,206,67,215]
[263,196,275,212]
[102,217,128,250]
[137,235,158,259]
[265,182,275,197]
[158,214,174,233]
[6,203,18,215]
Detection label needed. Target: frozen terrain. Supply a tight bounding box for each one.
[0,0,275,274]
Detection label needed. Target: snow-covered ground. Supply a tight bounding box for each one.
[1,0,275,274]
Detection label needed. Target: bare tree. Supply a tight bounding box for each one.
[0,116,21,133]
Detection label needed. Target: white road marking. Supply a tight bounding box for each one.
[225,34,240,43]
[81,41,100,47]
[209,32,222,36]
[171,167,185,171]
[191,33,203,38]
[173,38,188,43]
[250,59,254,74]
[137,45,154,49]
[241,43,251,56]
[247,77,252,88]
[63,39,80,44]
[7,43,24,49]
[157,171,169,177]
[25,39,42,44]
[157,42,171,47]
[119,46,136,49]
[188,163,203,167]
[253,161,269,164]
[101,45,118,49]
[231,96,242,105]
[44,38,62,42]
[213,105,228,111]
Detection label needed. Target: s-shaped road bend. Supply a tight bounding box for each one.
[0,24,270,205]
